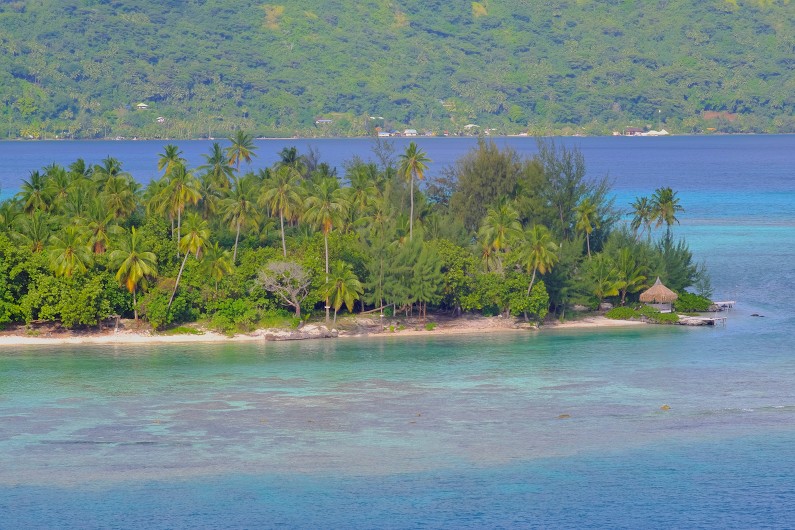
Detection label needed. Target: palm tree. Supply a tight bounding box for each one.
[478,202,521,273]
[168,213,210,313]
[322,260,364,323]
[48,225,93,278]
[345,162,379,219]
[161,164,202,253]
[303,177,348,322]
[100,175,138,220]
[518,224,559,296]
[586,253,620,303]
[13,210,52,252]
[17,171,49,213]
[276,146,307,175]
[92,157,128,191]
[398,142,431,240]
[85,199,116,254]
[226,130,257,171]
[109,226,157,322]
[43,164,72,210]
[202,242,234,293]
[197,173,224,220]
[261,165,303,257]
[0,201,21,233]
[198,142,235,190]
[614,247,647,305]
[157,144,186,176]
[221,174,261,261]
[575,197,600,258]
[651,187,684,234]
[157,144,187,175]
[629,196,653,241]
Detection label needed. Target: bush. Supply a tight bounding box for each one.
[653,313,680,324]
[605,306,639,320]
[674,292,712,312]
[425,322,437,331]
[638,305,679,324]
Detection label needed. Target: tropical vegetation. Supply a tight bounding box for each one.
[0,135,709,332]
[1,1,794,139]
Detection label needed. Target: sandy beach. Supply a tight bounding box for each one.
[0,315,646,347]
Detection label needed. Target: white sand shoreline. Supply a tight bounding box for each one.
[0,316,647,347]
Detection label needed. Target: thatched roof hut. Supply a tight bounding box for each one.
[640,277,678,304]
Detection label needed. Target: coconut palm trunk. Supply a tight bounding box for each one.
[325,233,330,323]
[280,212,287,257]
[168,251,191,313]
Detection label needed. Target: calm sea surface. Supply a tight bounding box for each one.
[1,136,794,528]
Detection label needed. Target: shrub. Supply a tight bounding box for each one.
[425,322,437,331]
[674,292,712,312]
[653,313,680,324]
[605,306,638,320]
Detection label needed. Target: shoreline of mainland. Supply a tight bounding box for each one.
[0,315,647,348]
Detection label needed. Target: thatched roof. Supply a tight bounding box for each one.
[640,277,678,303]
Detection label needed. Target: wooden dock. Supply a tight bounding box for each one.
[713,301,736,310]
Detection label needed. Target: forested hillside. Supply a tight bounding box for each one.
[1,0,793,138]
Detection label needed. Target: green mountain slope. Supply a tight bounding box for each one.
[1,0,793,138]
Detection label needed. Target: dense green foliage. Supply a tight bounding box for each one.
[605,305,680,324]
[674,292,713,312]
[1,1,794,139]
[0,136,705,331]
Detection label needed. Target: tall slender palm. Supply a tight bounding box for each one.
[202,242,234,293]
[221,174,261,261]
[261,165,303,257]
[226,130,257,171]
[157,144,186,176]
[629,196,653,241]
[168,213,210,313]
[48,225,93,278]
[197,173,224,219]
[322,260,364,323]
[303,177,348,322]
[518,224,559,295]
[199,142,235,190]
[398,142,431,240]
[110,226,157,322]
[651,187,684,234]
[575,197,600,258]
[162,164,202,254]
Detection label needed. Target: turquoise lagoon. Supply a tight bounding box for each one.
[1,136,794,527]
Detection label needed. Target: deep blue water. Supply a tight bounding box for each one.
[2,135,795,527]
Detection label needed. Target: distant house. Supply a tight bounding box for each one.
[315,118,333,125]
[403,129,418,136]
[623,127,644,136]
[156,116,166,124]
[377,131,392,137]
[135,102,149,110]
